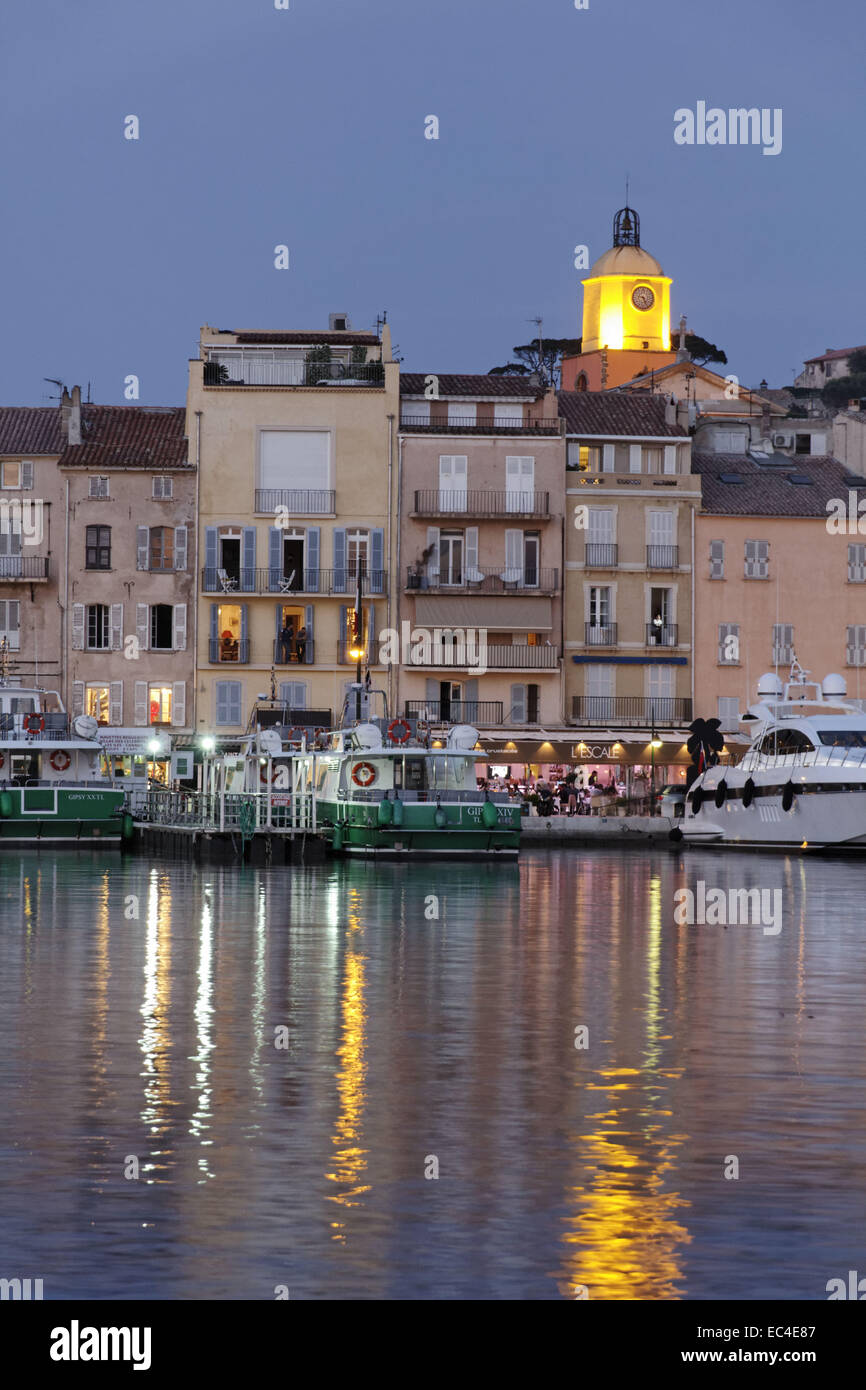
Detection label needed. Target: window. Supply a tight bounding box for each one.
[848,544,866,582]
[149,527,174,570]
[0,599,20,649]
[505,456,534,510]
[89,476,109,498]
[718,623,740,664]
[717,697,741,731]
[448,401,475,425]
[347,530,368,578]
[213,603,246,663]
[647,665,675,702]
[439,532,463,585]
[86,525,111,569]
[568,443,601,472]
[584,664,614,719]
[645,447,662,474]
[709,540,725,579]
[150,604,173,650]
[795,434,811,455]
[439,455,468,511]
[215,681,242,726]
[148,686,172,725]
[152,476,173,499]
[714,431,747,453]
[847,626,866,667]
[493,403,523,428]
[772,623,794,665]
[0,528,22,577]
[575,373,588,392]
[509,682,540,723]
[87,605,110,650]
[259,430,330,491]
[744,539,769,579]
[85,686,110,725]
[1,461,33,489]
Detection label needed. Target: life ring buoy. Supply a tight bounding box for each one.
[742,777,755,808]
[387,718,411,745]
[260,763,272,784]
[50,750,72,772]
[24,713,45,735]
[351,761,377,788]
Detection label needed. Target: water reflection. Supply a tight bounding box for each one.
[0,848,865,1299]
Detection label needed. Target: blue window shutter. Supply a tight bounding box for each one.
[511,683,527,722]
[268,527,282,591]
[205,526,218,587]
[292,682,307,708]
[240,603,249,662]
[241,527,256,591]
[305,604,314,664]
[210,604,218,644]
[464,678,479,721]
[333,528,347,592]
[275,603,283,635]
[307,526,320,593]
[340,605,348,655]
[215,681,228,724]
[370,528,384,593]
[228,682,242,724]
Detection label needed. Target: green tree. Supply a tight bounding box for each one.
[845,349,866,375]
[489,337,583,389]
[822,374,866,409]
[684,334,727,368]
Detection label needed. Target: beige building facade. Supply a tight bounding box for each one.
[397,375,564,732]
[189,321,399,736]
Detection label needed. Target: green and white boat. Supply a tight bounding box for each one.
[0,684,131,845]
[314,717,521,858]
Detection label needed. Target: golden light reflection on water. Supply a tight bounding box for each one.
[325,889,370,1242]
[139,869,175,1180]
[555,870,691,1299]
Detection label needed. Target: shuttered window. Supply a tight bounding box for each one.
[745,539,769,578]
[772,623,794,665]
[709,540,725,579]
[848,544,866,582]
[846,626,866,667]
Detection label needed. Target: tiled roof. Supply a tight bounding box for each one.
[0,407,63,455]
[558,390,688,437]
[400,373,539,398]
[804,345,866,364]
[59,406,189,469]
[233,331,379,346]
[693,452,862,516]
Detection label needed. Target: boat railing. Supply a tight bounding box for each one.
[0,713,71,741]
[137,785,316,833]
[741,746,866,773]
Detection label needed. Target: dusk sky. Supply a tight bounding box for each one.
[3,0,864,405]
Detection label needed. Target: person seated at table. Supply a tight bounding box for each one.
[221,629,239,661]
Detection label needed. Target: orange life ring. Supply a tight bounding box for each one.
[24,713,45,735]
[260,762,272,784]
[351,761,377,788]
[50,750,72,772]
[387,718,411,745]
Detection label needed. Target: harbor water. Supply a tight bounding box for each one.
[1,846,864,1300]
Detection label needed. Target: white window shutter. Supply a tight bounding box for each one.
[136,603,149,652]
[110,603,123,651]
[136,526,149,570]
[172,604,187,650]
[174,526,188,571]
[72,681,85,717]
[134,681,148,726]
[710,540,725,578]
[171,682,186,727]
[109,681,123,724]
[510,683,527,722]
[629,445,642,473]
[465,527,479,578]
[71,603,85,650]
[663,445,677,475]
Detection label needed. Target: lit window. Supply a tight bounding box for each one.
[148,686,172,724]
[85,686,110,725]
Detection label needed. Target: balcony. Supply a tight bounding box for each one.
[403,643,559,670]
[406,567,559,594]
[273,639,315,666]
[201,567,387,595]
[248,705,332,733]
[646,623,678,647]
[646,545,679,569]
[254,489,335,515]
[404,700,505,725]
[204,356,385,388]
[400,415,560,436]
[0,712,69,740]
[413,489,551,519]
[585,622,618,646]
[0,556,49,582]
[208,638,250,664]
[584,543,618,568]
[572,696,693,727]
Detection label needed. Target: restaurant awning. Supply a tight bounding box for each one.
[414,596,553,630]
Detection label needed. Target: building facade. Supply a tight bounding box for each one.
[397,374,564,737]
[188,320,399,737]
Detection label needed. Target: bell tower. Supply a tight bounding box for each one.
[563,207,676,391]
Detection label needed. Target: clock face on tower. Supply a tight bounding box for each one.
[631,284,655,311]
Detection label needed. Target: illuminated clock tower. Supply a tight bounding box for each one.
[562,207,676,391]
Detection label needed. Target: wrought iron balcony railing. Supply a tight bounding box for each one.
[404,700,505,725]
[254,489,335,515]
[571,696,693,727]
[412,489,551,518]
[405,567,559,593]
[208,638,250,664]
[202,567,386,595]
[584,543,618,568]
[400,416,560,436]
[584,622,618,646]
[646,545,679,569]
[0,556,49,581]
[646,623,678,647]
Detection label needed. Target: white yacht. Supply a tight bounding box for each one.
[678,660,866,851]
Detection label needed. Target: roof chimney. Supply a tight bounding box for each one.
[61,385,82,446]
[664,393,677,426]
